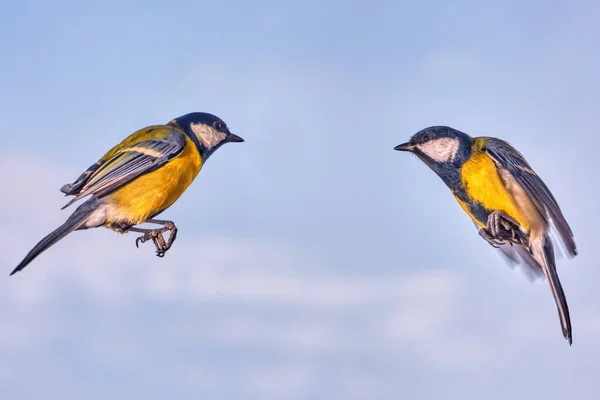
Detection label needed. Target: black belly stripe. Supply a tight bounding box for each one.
[452,187,492,226]
[436,162,493,227]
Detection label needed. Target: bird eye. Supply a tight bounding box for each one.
[213,121,225,131]
[421,134,430,143]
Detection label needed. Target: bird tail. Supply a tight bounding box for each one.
[531,233,572,345]
[10,200,97,276]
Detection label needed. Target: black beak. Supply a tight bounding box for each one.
[227,133,245,143]
[394,142,414,152]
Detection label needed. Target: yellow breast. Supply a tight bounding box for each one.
[459,152,530,230]
[105,136,203,225]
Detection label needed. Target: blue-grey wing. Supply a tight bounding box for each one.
[497,242,544,281]
[483,137,576,257]
[469,220,544,280]
[61,131,186,209]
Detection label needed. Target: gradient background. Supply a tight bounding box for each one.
[1,1,599,399]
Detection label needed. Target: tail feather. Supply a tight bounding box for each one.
[10,201,96,276]
[532,234,572,345]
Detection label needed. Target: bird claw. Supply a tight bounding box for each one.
[479,211,526,248]
[479,228,504,248]
[134,221,178,257]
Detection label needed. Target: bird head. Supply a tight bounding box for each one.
[170,112,244,160]
[394,126,472,170]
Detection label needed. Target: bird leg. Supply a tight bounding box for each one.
[479,211,527,248]
[130,219,178,257]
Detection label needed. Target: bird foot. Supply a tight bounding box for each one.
[479,228,505,248]
[479,211,526,248]
[135,221,178,257]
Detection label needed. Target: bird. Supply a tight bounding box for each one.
[10,112,244,276]
[394,126,577,344]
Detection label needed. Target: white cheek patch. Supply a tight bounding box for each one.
[190,122,227,149]
[416,137,459,163]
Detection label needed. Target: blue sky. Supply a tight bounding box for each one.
[1,0,599,399]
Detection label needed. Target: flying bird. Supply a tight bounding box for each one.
[11,112,244,276]
[395,126,577,344]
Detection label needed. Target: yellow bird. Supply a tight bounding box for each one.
[11,112,244,276]
[395,126,577,344]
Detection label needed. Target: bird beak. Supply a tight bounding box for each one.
[227,133,245,143]
[394,142,414,152]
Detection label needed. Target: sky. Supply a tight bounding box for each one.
[1,0,599,399]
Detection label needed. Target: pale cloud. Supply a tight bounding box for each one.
[0,154,504,399]
[2,2,600,397]
[2,145,600,399]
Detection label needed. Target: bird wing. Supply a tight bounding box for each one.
[497,242,545,280]
[482,137,576,257]
[468,219,544,280]
[61,129,187,209]
[61,125,181,196]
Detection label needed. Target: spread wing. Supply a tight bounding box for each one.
[497,242,545,281]
[469,219,544,280]
[483,137,576,257]
[61,129,187,209]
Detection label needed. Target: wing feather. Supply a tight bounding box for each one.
[61,130,186,209]
[483,137,576,257]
